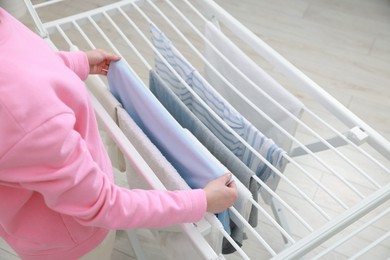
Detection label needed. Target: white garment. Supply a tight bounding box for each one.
[204,21,304,152]
[85,75,125,171]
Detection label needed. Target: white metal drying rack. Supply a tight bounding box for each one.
[23,0,390,259]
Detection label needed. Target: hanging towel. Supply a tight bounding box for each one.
[150,23,286,188]
[107,60,231,233]
[204,21,304,152]
[150,70,258,229]
[85,75,126,171]
[117,107,224,258]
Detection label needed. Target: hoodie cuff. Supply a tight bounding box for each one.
[56,51,89,81]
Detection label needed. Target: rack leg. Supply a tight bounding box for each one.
[270,197,293,246]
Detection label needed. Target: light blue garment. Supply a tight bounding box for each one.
[150,23,286,185]
[107,60,230,233]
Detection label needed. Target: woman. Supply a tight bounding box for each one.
[0,6,237,260]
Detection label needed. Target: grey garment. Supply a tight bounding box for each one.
[150,70,258,242]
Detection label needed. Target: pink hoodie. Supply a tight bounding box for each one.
[0,8,206,260]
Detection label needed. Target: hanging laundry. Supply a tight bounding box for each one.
[117,107,224,258]
[86,76,125,171]
[204,21,304,152]
[107,59,231,233]
[183,126,253,208]
[150,70,258,251]
[150,23,286,189]
[117,107,190,191]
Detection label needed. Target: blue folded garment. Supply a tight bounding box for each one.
[107,59,231,232]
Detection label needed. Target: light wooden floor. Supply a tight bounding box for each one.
[1,0,389,259]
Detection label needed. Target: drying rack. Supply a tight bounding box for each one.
[23,0,389,259]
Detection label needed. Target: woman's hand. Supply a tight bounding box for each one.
[203,173,238,214]
[85,49,121,76]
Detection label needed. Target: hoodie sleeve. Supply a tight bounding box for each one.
[56,51,90,81]
[0,112,207,229]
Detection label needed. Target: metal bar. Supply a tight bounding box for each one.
[24,0,48,37]
[271,183,390,260]
[312,208,390,259]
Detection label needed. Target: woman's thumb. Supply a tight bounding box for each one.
[223,173,233,185]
